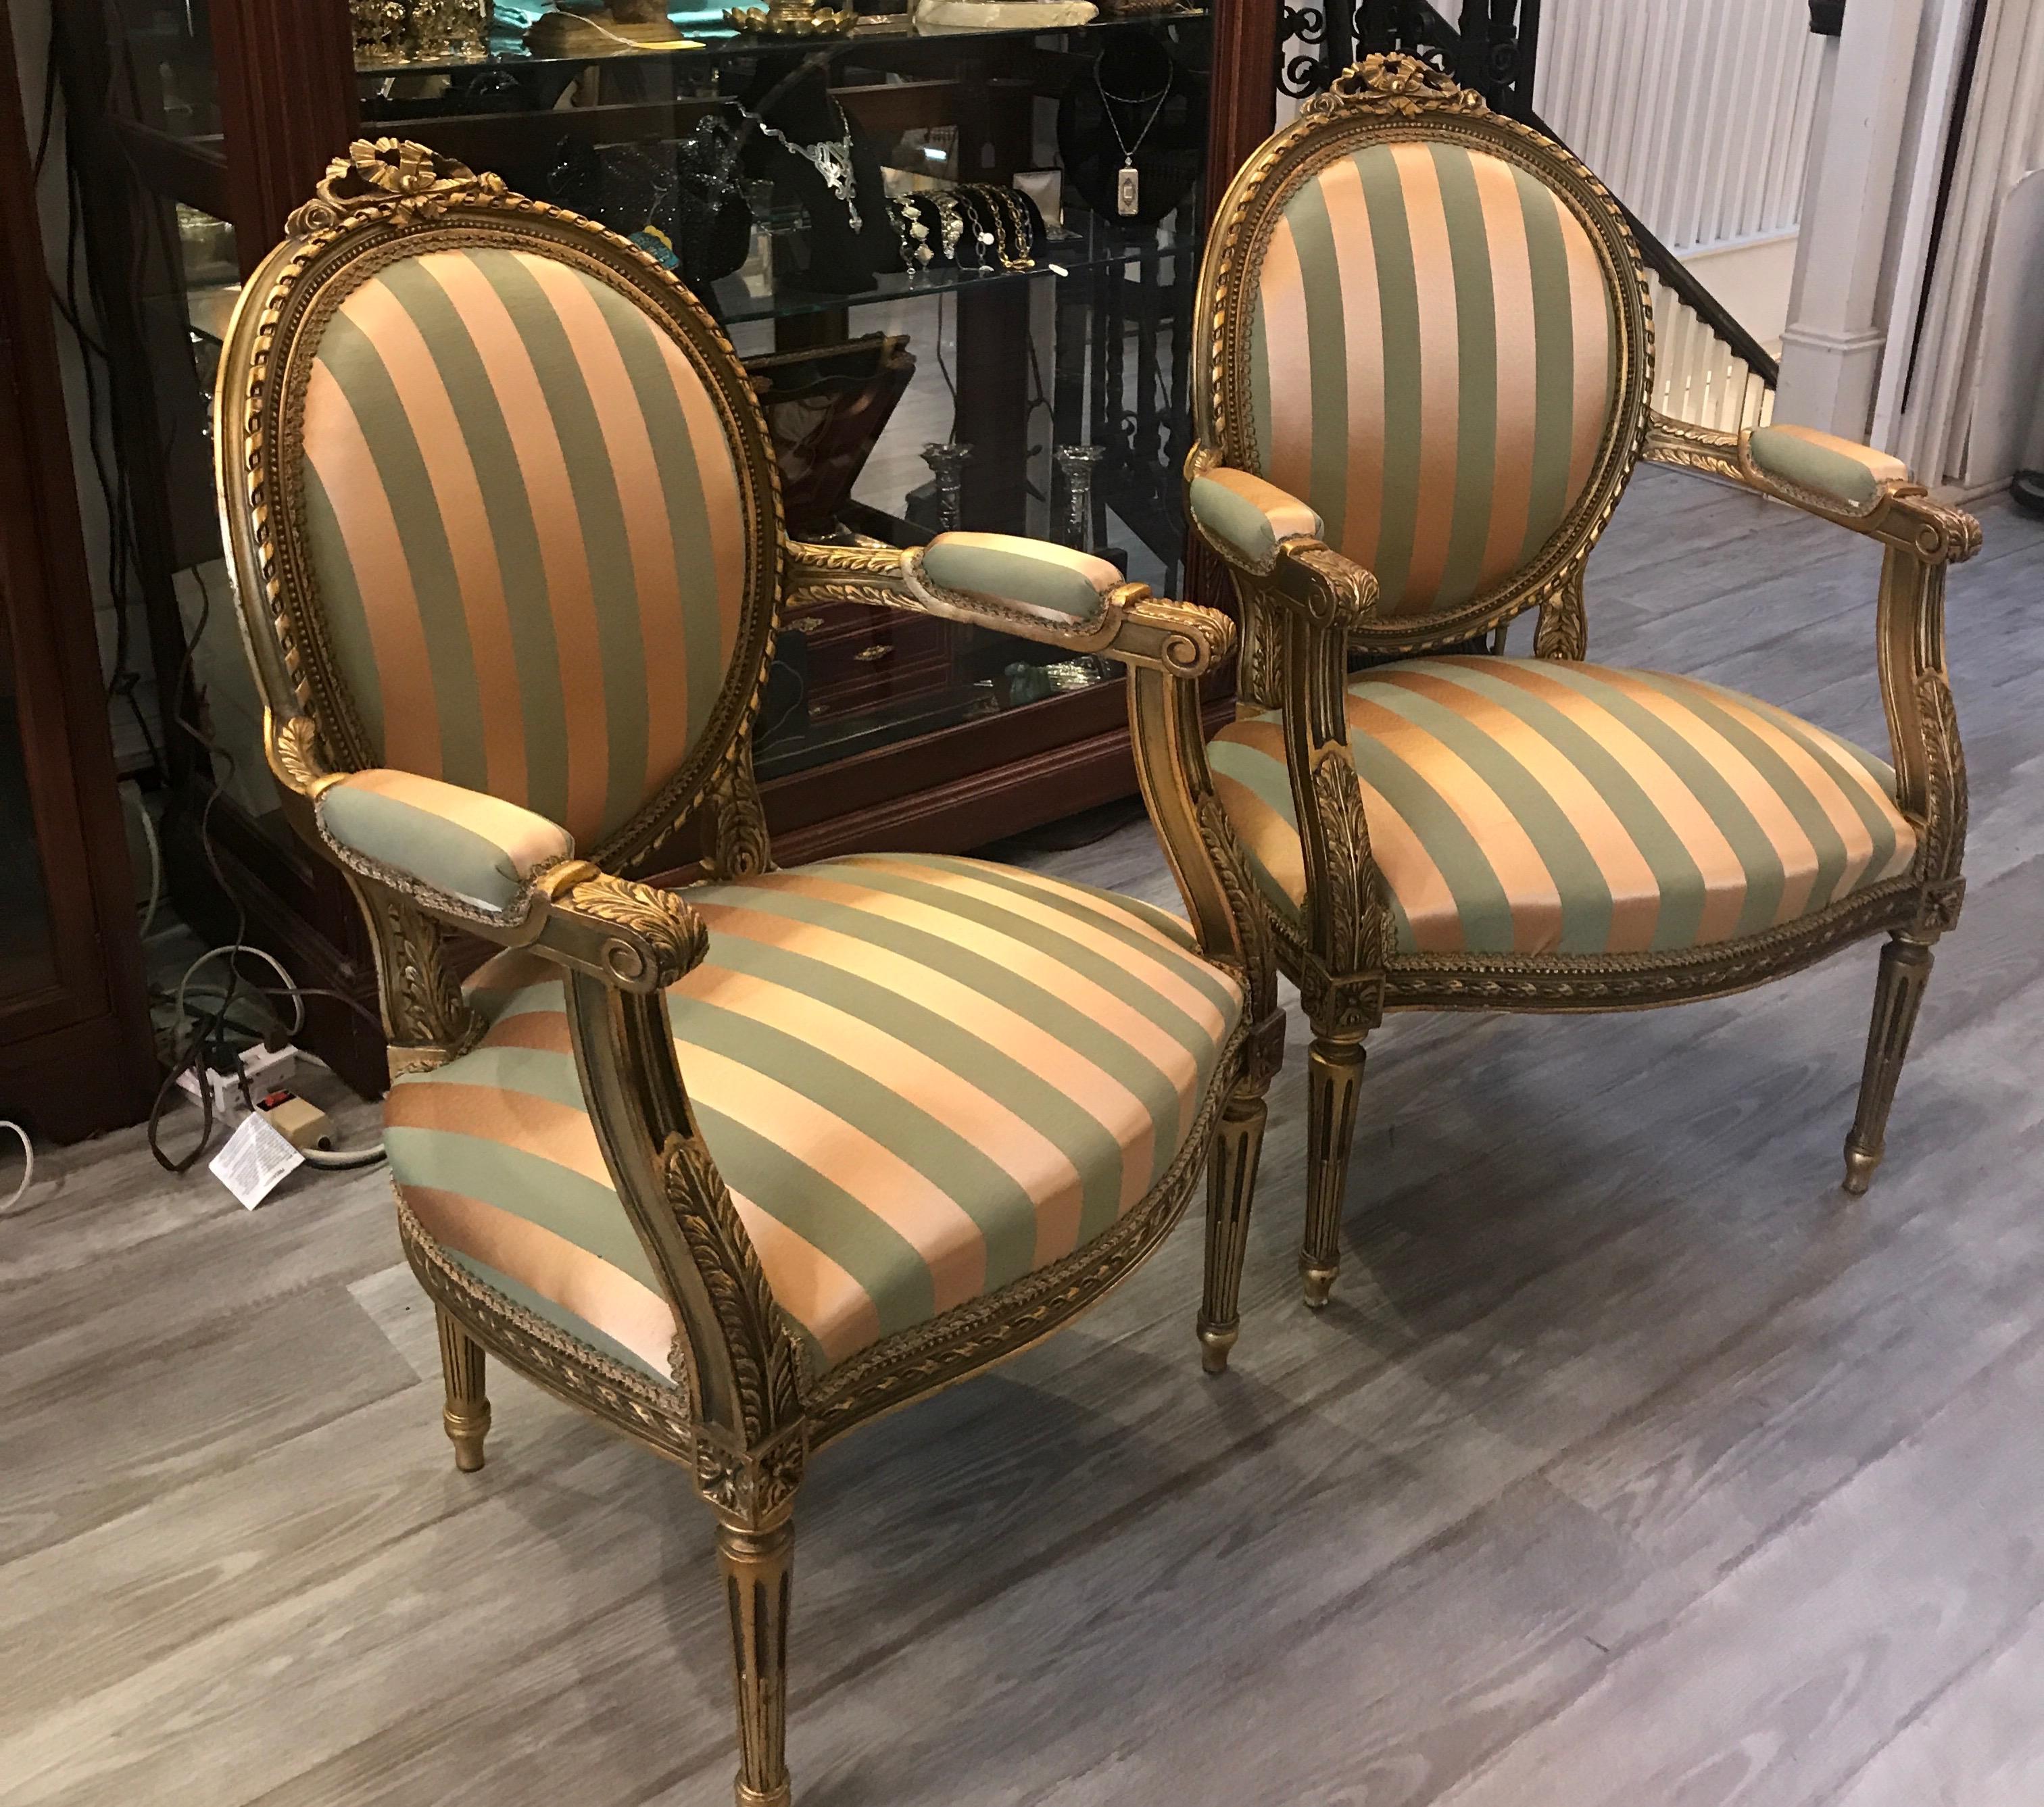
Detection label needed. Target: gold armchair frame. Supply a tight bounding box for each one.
[1186,59,1980,1308]
[215,141,1282,1806]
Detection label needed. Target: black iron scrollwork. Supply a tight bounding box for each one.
[1283,0,1538,118]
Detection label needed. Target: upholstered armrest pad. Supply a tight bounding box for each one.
[1747,424,1908,514]
[316,770,575,918]
[917,533,1123,626]
[1189,468,1323,568]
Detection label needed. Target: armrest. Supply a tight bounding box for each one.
[275,722,704,996]
[1642,411,1982,566]
[1183,460,1380,630]
[1188,468,1323,570]
[1745,424,1906,516]
[316,768,575,922]
[783,533,1236,675]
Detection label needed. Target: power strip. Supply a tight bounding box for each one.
[175,1042,299,1118]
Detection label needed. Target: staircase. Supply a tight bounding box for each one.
[1278,0,1811,431]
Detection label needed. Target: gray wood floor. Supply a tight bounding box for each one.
[4,468,2042,1807]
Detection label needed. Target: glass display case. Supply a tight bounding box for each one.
[55,0,1279,1089]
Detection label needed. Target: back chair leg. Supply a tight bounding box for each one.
[1843,931,1936,1195]
[717,1513,796,1807]
[1302,1031,1368,1308]
[1198,1076,1271,1374]
[435,1305,491,1472]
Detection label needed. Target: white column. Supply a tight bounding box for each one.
[1776,0,1925,437]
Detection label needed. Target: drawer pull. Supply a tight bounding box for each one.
[855,643,895,663]
[787,615,825,634]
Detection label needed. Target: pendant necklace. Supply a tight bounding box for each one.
[740,97,862,232]
[1095,59,1171,218]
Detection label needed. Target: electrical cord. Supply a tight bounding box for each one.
[0,1122,32,1215]
[124,783,161,937]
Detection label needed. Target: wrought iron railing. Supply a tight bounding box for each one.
[1279,0,1780,424]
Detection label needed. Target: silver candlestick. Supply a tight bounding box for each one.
[921,441,973,533]
[1055,443,1106,553]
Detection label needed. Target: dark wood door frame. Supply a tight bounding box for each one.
[0,0,156,1140]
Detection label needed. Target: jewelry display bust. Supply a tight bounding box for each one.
[732,55,897,294]
[1056,32,1204,226]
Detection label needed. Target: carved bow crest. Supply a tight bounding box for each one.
[287,137,506,238]
[1303,53,1488,121]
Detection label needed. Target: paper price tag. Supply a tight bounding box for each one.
[210,1111,306,1210]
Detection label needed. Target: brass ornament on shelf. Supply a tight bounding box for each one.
[408,0,490,60]
[722,1,858,35]
[350,0,409,66]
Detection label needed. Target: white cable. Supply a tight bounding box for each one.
[125,786,162,939]
[0,1121,33,1215]
[176,943,306,1037]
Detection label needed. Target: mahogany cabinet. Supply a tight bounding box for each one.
[0,0,155,1139]
[53,0,1279,1093]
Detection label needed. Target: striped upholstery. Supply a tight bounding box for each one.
[316,768,573,916]
[299,245,750,848]
[384,855,1244,1380]
[1747,424,1907,514]
[1208,658,1918,956]
[1250,141,1617,618]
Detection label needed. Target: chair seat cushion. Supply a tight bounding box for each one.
[1208,656,1918,957]
[384,854,1244,1382]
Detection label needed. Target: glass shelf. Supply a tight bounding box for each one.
[715,212,1182,325]
[356,7,1209,82]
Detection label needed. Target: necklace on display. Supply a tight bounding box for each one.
[739,98,862,232]
[1095,59,1171,218]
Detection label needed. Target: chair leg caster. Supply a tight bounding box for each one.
[1301,1264,1338,1310]
[1197,1320,1238,1375]
[735,1785,792,1807]
[1841,1144,1880,1196]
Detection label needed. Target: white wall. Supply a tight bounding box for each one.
[1534,0,1824,347]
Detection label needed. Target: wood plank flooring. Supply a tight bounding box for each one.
[3,469,2041,1806]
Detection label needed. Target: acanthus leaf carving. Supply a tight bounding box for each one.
[703,745,772,881]
[1307,747,1386,981]
[1533,566,1588,661]
[662,1132,806,1444]
[562,874,708,989]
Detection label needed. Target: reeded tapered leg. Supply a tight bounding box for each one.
[436,1306,490,1472]
[1198,1081,1271,1375]
[718,1515,795,1807]
[1843,933,1935,1195]
[1302,1035,1367,1307]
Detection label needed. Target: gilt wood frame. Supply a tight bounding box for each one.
[1184,56,1978,1043]
[214,142,1279,1549]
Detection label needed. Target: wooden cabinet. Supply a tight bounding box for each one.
[0,3,155,1139]
[54,0,1279,1093]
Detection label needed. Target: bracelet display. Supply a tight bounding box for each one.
[887,183,1045,276]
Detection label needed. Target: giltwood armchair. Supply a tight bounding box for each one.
[213,139,1280,1806]
[1186,57,1980,1308]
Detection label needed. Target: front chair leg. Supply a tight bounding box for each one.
[1198,1076,1271,1375]
[717,1514,796,1807]
[1303,1033,1367,1308]
[1843,931,1936,1195]
[435,1306,490,1472]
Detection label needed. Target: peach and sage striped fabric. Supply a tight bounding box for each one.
[383,855,1244,1380]
[298,245,750,848]
[1208,658,1917,958]
[1249,141,1618,618]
